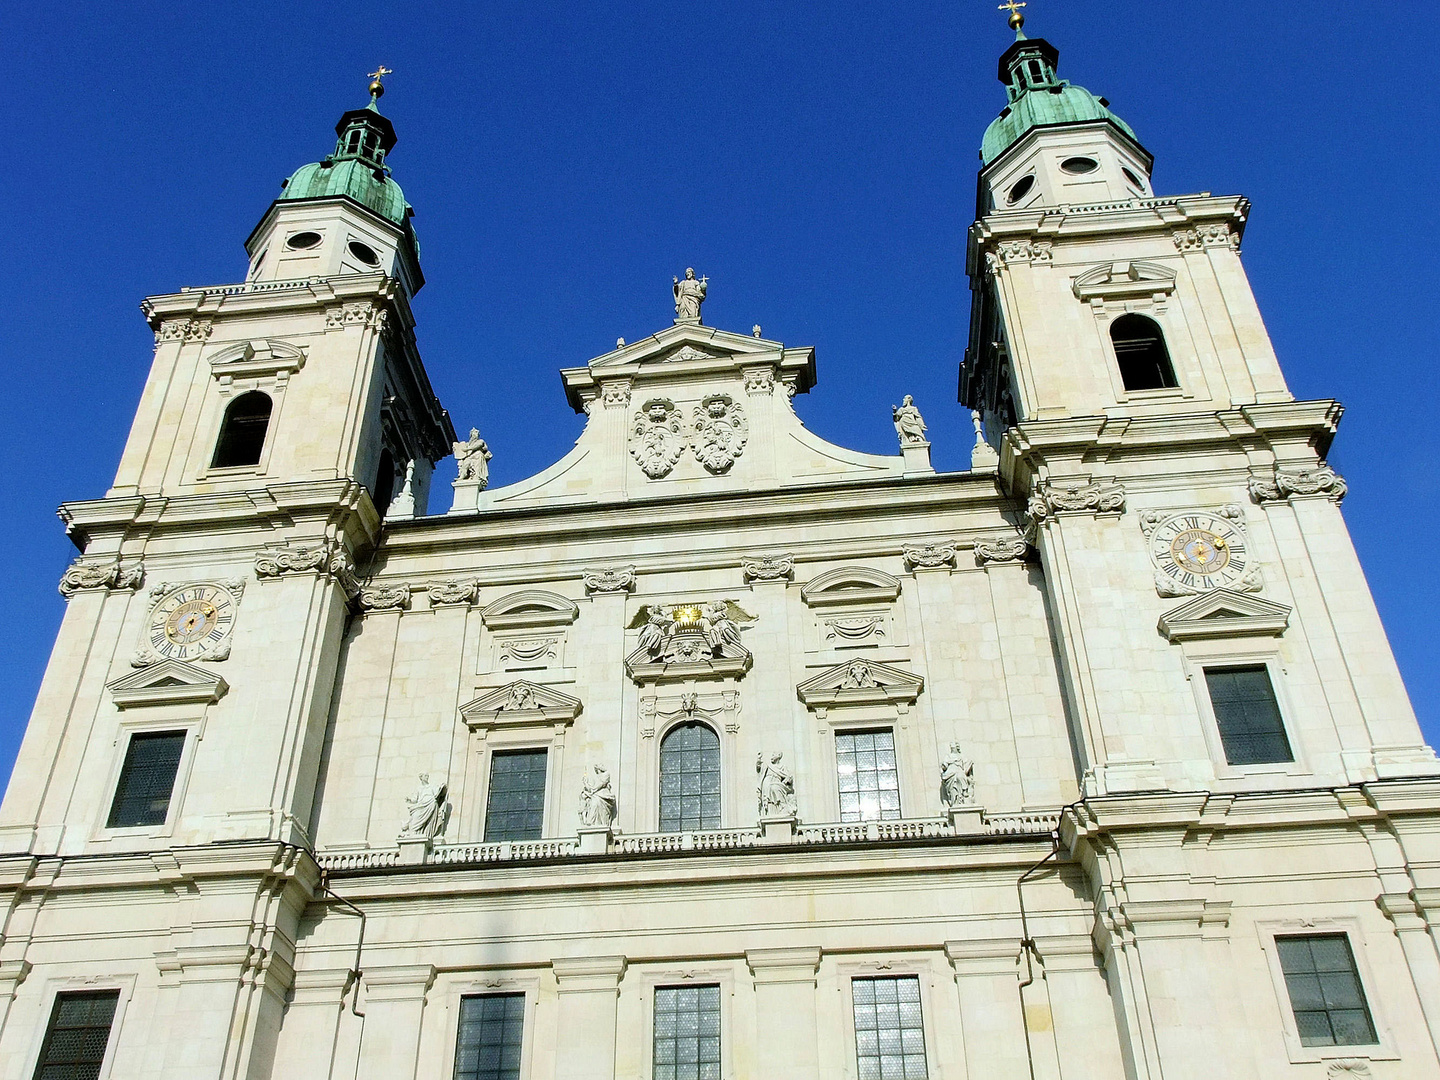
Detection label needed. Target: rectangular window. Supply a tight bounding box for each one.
[1277,934,1377,1047]
[483,749,548,842]
[852,975,928,1080]
[453,993,524,1080]
[106,731,186,829]
[836,729,901,822]
[1204,666,1293,766]
[33,989,120,1080]
[653,984,721,1080]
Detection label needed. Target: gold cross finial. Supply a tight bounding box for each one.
[367,65,393,100]
[998,0,1026,31]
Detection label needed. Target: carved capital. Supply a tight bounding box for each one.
[1248,463,1347,504]
[902,540,957,571]
[742,553,794,582]
[59,559,144,598]
[1173,223,1239,253]
[154,318,213,344]
[973,536,1030,566]
[991,239,1052,266]
[741,366,775,395]
[358,583,411,612]
[254,542,358,596]
[426,579,479,606]
[599,380,632,409]
[583,565,636,594]
[324,301,387,330]
[1027,481,1126,529]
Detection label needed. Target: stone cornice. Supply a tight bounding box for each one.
[5,841,320,896]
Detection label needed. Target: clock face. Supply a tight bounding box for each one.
[1148,511,1249,593]
[146,584,237,662]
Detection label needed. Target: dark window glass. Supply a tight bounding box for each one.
[653,984,720,1080]
[1006,174,1035,205]
[658,723,721,832]
[454,993,524,1080]
[483,749,547,842]
[107,731,185,828]
[1276,934,1377,1047]
[373,447,396,515]
[1205,666,1293,765]
[33,989,119,1080]
[210,391,272,469]
[836,729,901,822]
[852,976,928,1080]
[1110,313,1177,391]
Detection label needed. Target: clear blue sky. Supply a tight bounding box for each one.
[3,1,1437,787]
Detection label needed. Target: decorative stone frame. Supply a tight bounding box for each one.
[459,683,581,842]
[1178,642,1311,786]
[20,973,138,1080]
[196,339,305,481]
[438,972,542,1080]
[635,705,738,835]
[799,567,906,656]
[634,962,739,1080]
[1253,917,1400,1066]
[834,958,949,1080]
[822,718,915,825]
[1073,262,1201,408]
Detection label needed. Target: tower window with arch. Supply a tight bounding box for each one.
[1110,313,1178,392]
[658,721,721,832]
[210,391,272,469]
[373,446,397,514]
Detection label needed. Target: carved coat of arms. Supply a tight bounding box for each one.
[691,394,748,474]
[630,399,686,479]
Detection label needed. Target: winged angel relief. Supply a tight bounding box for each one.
[631,399,687,479]
[692,394,748,474]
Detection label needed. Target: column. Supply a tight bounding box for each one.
[747,947,821,1080]
[270,968,353,1078]
[552,956,626,1080]
[356,964,436,1080]
[946,938,1030,1080]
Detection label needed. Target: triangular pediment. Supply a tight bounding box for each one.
[1157,589,1291,642]
[460,680,583,730]
[1072,260,1177,301]
[796,658,923,709]
[108,659,229,709]
[588,323,782,370]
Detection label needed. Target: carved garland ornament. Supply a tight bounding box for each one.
[58,560,145,599]
[691,394,749,474]
[1248,464,1347,504]
[630,399,687,479]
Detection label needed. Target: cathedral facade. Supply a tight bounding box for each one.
[2,19,1438,1080]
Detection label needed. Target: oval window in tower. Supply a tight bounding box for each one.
[348,241,380,266]
[1006,174,1036,205]
[1060,156,1098,174]
[285,231,322,250]
[1122,167,1146,192]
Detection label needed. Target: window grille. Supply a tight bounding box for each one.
[658,723,721,832]
[1205,666,1293,765]
[483,749,548,842]
[836,729,901,822]
[653,984,720,1080]
[106,731,185,829]
[33,989,119,1080]
[1277,934,1377,1047]
[453,993,524,1080]
[852,976,928,1080]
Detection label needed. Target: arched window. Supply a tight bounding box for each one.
[659,722,721,832]
[373,447,396,513]
[210,391,272,469]
[1110,313,1178,392]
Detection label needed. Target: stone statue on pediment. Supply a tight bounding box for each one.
[454,428,492,485]
[673,268,708,322]
[580,764,617,828]
[401,773,447,839]
[757,752,797,818]
[892,395,928,446]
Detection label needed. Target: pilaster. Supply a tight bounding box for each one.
[552,955,626,1080]
[746,947,822,1080]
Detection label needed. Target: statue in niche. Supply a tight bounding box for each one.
[401,773,448,840]
[704,600,742,655]
[940,744,976,808]
[580,764,617,828]
[892,395,928,446]
[673,267,708,321]
[756,752,797,818]
[453,428,493,486]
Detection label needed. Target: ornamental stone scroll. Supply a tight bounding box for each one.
[583,566,636,594]
[58,559,145,599]
[254,542,359,597]
[1248,464,1347,504]
[903,540,957,571]
[743,553,795,583]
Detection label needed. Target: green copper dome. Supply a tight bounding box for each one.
[278,100,413,227]
[981,33,1139,165]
